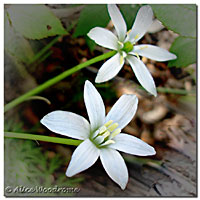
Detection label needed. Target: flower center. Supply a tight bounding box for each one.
[121,41,133,53]
[90,120,121,148]
[118,41,134,64]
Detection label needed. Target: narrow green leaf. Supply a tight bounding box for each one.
[151,4,196,38]
[74,4,109,37]
[7,4,67,40]
[4,132,82,146]
[5,13,34,63]
[168,36,196,67]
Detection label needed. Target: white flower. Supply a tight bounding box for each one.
[41,80,156,190]
[87,4,177,97]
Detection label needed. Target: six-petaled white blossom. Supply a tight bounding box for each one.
[88,4,177,97]
[41,80,156,190]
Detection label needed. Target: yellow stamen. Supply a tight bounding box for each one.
[127,29,132,34]
[111,128,121,138]
[117,41,124,49]
[99,126,107,134]
[139,45,148,50]
[120,56,124,65]
[108,123,118,132]
[117,41,123,46]
[101,140,115,146]
[102,130,110,138]
[134,34,139,40]
[104,120,113,127]
[135,53,140,60]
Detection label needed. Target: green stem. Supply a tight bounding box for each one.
[4,50,117,112]
[157,87,194,95]
[28,21,78,65]
[138,86,195,95]
[28,36,61,65]
[36,50,53,65]
[4,132,82,146]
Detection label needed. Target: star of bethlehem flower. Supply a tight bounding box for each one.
[41,80,156,190]
[87,4,177,97]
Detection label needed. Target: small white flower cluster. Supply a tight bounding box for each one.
[41,5,176,190]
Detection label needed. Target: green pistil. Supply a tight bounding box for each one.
[122,41,134,53]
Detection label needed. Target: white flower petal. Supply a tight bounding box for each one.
[41,111,90,140]
[108,4,127,41]
[128,5,153,43]
[131,44,177,61]
[95,53,124,83]
[66,139,100,177]
[106,94,138,129]
[87,27,118,50]
[100,148,128,190]
[84,80,106,132]
[127,55,157,97]
[110,133,156,156]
